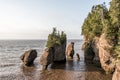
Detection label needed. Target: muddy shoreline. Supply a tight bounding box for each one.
[0,60,112,80]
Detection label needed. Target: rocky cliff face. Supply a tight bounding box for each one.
[83,34,119,80]
[98,34,115,73]
[83,37,101,66]
[83,34,115,71]
[92,37,100,65]
[112,61,120,80]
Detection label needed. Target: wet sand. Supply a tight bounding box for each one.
[0,59,112,80]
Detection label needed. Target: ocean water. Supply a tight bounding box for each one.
[0,40,112,80]
[0,40,45,77]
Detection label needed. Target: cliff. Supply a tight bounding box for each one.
[98,34,115,73]
[82,1,120,79]
[82,34,117,79]
[83,37,101,67]
[83,34,115,72]
[112,61,120,80]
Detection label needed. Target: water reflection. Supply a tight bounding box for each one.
[50,60,85,72]
[0,40,112,80]
[20,58,112,80]
[21,64,40,80]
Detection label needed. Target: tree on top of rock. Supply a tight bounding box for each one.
[46,28,66,48]
[82,4,108,40]
[106,0,120,56]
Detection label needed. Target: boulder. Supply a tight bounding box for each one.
[66,42,75,59]
[20,50,37,66]
[40,47,54,70]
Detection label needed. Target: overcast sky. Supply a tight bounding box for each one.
[0,0,110,39]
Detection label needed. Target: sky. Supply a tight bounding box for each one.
[0,0,110,40]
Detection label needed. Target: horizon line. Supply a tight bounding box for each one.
[0,38,83,40]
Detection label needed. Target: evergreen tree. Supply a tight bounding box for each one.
[82,0,120,58]
[82,4,108,41]
[46,28,66,48]
[107,0,120,56]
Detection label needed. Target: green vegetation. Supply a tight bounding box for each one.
[82,3,109,40]
[82,0,120,58]
[46,28,66,48]
[107,0,120,57]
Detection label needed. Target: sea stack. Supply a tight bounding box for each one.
[40,28,67,70]
[66,42,74,59]
[76,53,80,60]
[20,50,37,66]
[40,47,54,70]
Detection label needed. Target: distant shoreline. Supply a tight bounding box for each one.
[0,39,83,41]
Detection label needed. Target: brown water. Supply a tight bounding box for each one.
[0,40,112,80]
